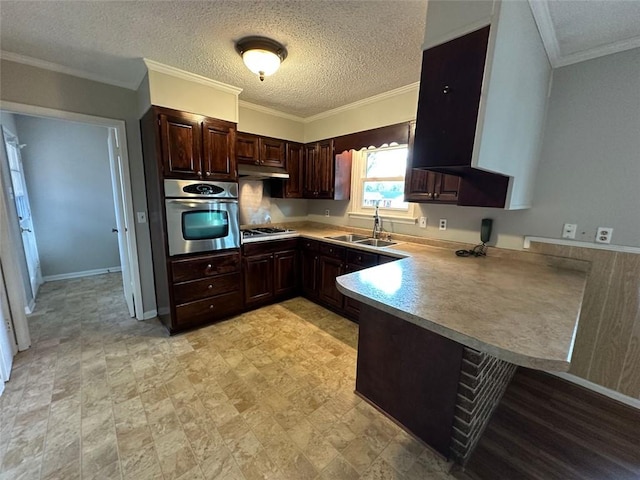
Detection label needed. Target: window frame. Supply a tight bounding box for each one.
[348,144,417,222]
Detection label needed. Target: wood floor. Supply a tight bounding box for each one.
[462,368,640,480]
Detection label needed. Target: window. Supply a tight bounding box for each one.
[350,144,416,221]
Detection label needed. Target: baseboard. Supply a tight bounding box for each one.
[549,371,640,409]
[142,309,158,320]
[43,267,122,282]
[24,298,36,315]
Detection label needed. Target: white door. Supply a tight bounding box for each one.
[0,264,18,392]
[2,129,42,299]
[107,129,135,317]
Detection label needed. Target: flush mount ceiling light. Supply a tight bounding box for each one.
[235,36,287,81]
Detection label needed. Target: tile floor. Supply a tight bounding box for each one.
[0,273,457,480]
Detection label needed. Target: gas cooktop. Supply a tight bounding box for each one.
[241,227,299,243]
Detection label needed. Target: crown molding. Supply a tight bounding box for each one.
[0,50,139,90]
[143,58,242,95]
[528,0,640,69]
[553,35,640,68]
[303,82,420,124]
[528,0,561,67]
[238,101,305,123]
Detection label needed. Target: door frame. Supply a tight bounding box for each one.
[0,101,145,320]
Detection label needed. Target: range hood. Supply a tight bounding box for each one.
[237,164,290,180]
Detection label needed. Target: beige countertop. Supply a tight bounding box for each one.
[294,225,588,372]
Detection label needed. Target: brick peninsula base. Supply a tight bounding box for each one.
[355,304,517,464]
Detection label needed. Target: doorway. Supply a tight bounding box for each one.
[0,103,143,347]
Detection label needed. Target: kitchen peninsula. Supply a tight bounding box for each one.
[293,226,588,464]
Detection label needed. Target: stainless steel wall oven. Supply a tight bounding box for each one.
[164,179,240,256]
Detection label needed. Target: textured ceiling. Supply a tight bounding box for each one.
[0,0,428,117]
[547,0,640,57]
[2,1,639,117]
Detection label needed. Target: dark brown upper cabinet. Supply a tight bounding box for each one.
[236,133,260,165]
[159,111,201,179]
[272,142,304,199]
[236,133,285,168]
[202,120,237,181]
[412,27,490,172]
[303,139,351,200]
[153,107,237,181]
[404,169,460,204]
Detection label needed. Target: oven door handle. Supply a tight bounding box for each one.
[165,199,238,205]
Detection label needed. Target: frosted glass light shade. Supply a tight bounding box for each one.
[236,36,287,81]
[242,49,281,79]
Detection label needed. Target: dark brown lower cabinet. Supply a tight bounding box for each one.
[318,255,344,309]
[298,238,400,321]
[168,250,243,333]
[242,239,298,308]
[244,253,274,305]
[356,304,464,457]
[343,249,379,320]
[300,239,320,299]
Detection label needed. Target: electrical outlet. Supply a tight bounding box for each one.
[439,218,447,231]
[136,212,147,223]
[419,216,427,228]
[595,227,613,244]
[562,223,577,239]
[324,209,330,217]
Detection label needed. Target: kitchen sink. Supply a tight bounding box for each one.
[325,234,370,242]
[355,238,397,247]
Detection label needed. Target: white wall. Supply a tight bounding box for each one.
[14,115,120,277]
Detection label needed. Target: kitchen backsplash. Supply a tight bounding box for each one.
[239,179,272,225]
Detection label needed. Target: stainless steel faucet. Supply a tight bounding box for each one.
[372,204,381,239]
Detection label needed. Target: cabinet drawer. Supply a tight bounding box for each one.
[175,290,243,328]
[171,251,240,282]
[319,243,346,260]
[243,238,298,256]
[299,238,319,252]
[347,249,378,268]
[173,272,241,304]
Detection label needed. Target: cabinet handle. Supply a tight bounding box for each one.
[208,284,213,289]
[209,305,214,309]
[357,256,362,261]
[197,171,202,176]
[434,193,440,198]
[255,160,260,165]
[443,85,450,94]
[206,264,212,268]
[205,171,210,176]
[427,193,433,198]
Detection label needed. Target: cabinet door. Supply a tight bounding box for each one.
[300,248,319,298]
[273,250,297,296]
[202,120,237,181]
[284,142,304,198]
[433,173,460,203]
[318,255,344,309]
[244,253,274,305]
[259,137,286,168]
[236,133,260,165]
[159,112,202,179]
[303,144,318,197]
[413,26,490,169]
[316,140,335,199]
[404,168,438,202]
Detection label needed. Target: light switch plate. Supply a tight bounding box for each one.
[419,217,427,228]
